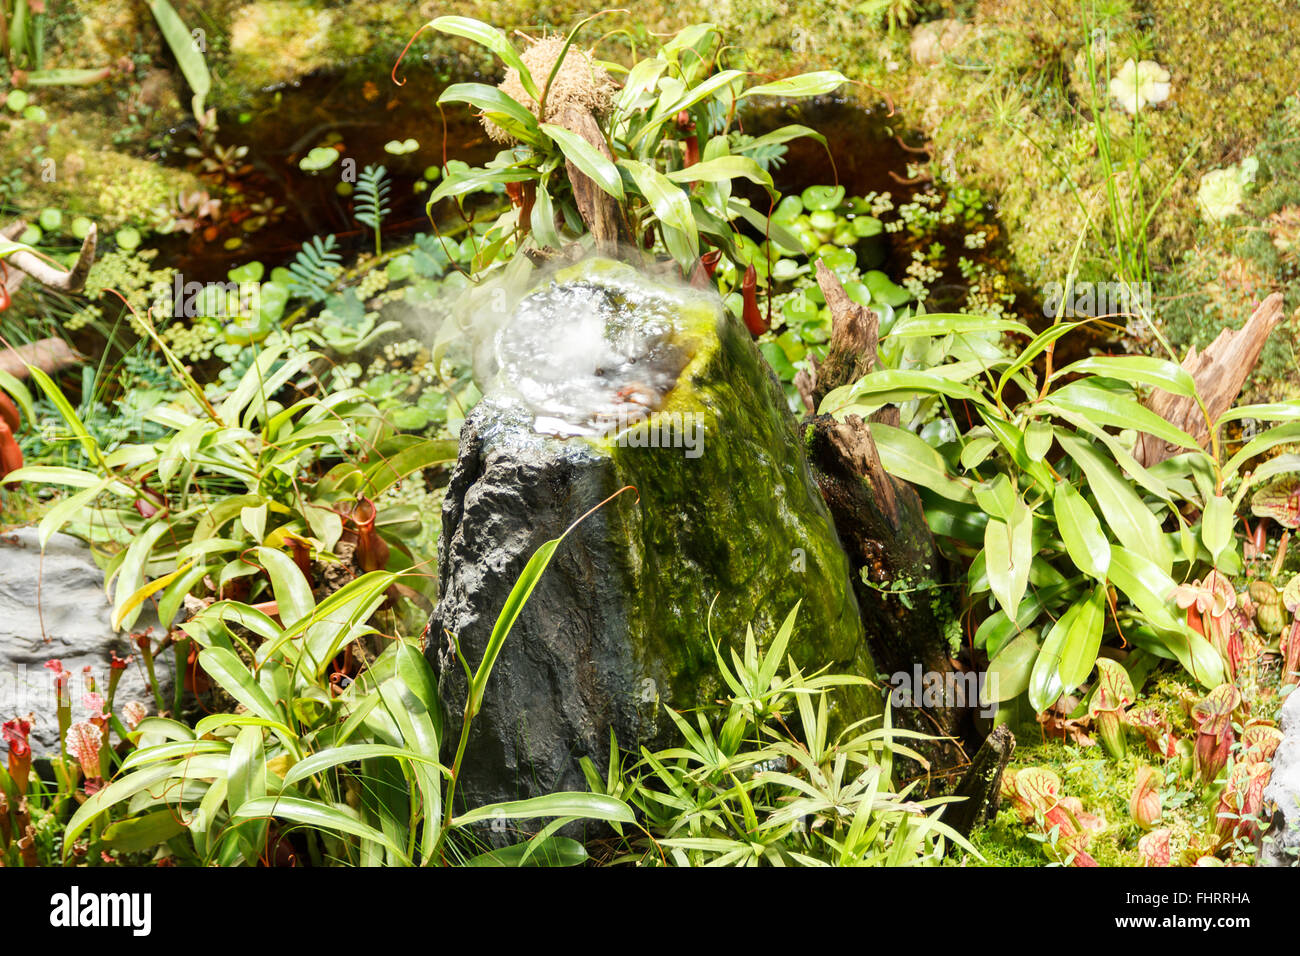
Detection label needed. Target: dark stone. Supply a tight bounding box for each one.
[428,259,872,838]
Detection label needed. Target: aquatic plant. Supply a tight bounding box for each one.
[61,513,631,866]
[594,603,974,866]
[423,17,848,271]
[9,334,455,634]
[823,308,1300,715]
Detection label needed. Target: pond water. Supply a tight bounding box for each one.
[158,73,1038,326]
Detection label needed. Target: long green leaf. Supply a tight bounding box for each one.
[742,70,849,98]
[620,158,698,269]
[1057,431,1172,573]
[1056,586,1106,691]
[198,647,282,725]
[232,796,410,863]
[429,16,540,100]
[541,123,625,200]
[454,791,634,826]
[146,0,211,118]
[438,82,543,145]
[1053,482,1110,579]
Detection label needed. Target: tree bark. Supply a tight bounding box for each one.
[945,723,1016,841]
[801,262,973,773]
[559,107,626,256]
[1135,292,1286,466]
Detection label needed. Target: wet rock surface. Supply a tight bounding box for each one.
[0,526,171,756]
[429,259,871,835]
[1263,690,1300,866]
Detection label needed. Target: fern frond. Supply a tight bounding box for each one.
[286,234,342,302]
[355,164,392,255]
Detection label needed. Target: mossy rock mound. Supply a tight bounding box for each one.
[429,258,873,819]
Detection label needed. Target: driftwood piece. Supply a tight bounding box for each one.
[945,723,1016,841]
[804,413,968,771]
[798,262,901,426]
[810,260,880,409]
[559,107,625,256]
[1135,292,1285,466]
[0,337,85,380]
[1,220,97,294]
[801,265,972,771]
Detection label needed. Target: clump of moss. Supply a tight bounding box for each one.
[227,1,339,86]
[0,112,202,229]
[1158,95,1300,399]
[487,35,617,143]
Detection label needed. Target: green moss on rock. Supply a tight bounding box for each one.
[430,257,874,813]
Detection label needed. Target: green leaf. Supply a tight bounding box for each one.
[1224,422,1300,482]
[281,745,444,788]
[112,522,172,631]
[255,546,315,627]
[820,369,988,417]
[101,809,188,853]
[226,725,267,862]
[734,124,826,154]
[666,156,774,194]
[454,791,634,826]
[254,570,396,667]
[38,478,115,549]
[529,181,563,250]
[0,368,34,423]
[621,159,698,268]
[1029,600,1080,711]
[65,762,180,852]
[1052,482,1111,579]
[1200,494,1235,562]
[464,836,588,866]
[1024,420,1054,462]
[429,17,539,101]
[869,423,974,502]
[983,503,1033,620]
[119,740,230,771]
[742,70,849,98]
[724,199,805,254]
[540,123,624,200]
[232,796,410,863]
[27,366,104,467]
[1056,586,1106,691]
[427,168,536,207]
[982,631,1040,704]
[1057,431,1173,573]
[438,83,543,145]
[1053,356,1198,397]
[197,647,282,725]
[1046,381,1200,455]
[146,0,210,118]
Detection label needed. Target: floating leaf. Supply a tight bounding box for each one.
[299,147,339,172]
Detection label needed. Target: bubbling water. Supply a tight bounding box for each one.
[483,264,709,437]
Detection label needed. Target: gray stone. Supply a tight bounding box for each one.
[429,259,871,837]
[1,526,172,757]
[1262,690,1300,866]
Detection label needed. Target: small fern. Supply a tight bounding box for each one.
[286,234,342,303]
[355,164,391,256]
